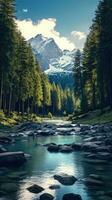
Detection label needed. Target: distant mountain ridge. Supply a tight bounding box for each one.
[29,34,76,73]
[29,34,76,88]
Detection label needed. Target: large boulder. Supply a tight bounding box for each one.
[40,193,54,200]
[82,142,99,152]
[15,122,41,133]
[0,152,26,167]
[0,136,12,144]
[63,193,82,200]
[27,184,44,194]
[71,143,82,151]
[54,173,77,185]
[47,144,59,152]
[59,145,73,153]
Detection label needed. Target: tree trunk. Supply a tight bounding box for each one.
[8,87,12,115]
[0,73,3,110]
[27,98,30,114]
[22,101,24,114]
[92,81,96,110]
[18,100,21,113]
[3,93,6,113]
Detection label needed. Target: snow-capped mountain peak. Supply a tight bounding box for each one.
[29,34,76,73]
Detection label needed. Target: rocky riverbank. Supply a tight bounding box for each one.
[0,120,112,200]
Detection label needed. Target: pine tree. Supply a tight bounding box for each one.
[83,26,97,110]
[42,74,51,115]
[55,85,61,114]
[73,50,86,113]
[83,0,112,112]
[0,0,16,112]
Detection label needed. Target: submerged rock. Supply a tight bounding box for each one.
[27,184,44,194]
[49,184,60,190]
[54,173,77,185]
[40,193,54,200]
[63,193,82,200]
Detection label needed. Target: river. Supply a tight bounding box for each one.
[1,119,112,200]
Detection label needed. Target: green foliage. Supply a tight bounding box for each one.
[72,109,112,125]
[50,83,75,115]
[0,0,75,117]
[73,49,87,113]
[74,0,112,115]
[48,112,53,119]
[0,110,5,120]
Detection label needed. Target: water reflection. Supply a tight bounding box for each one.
[4,131,112,200]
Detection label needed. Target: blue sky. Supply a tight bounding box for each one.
[16,0,100,50]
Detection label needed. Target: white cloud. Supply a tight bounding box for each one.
[22,9,28,13]
[71,31,86,40]
[16,18,87,50]
[16,18,75,50]
[71,31,86,49]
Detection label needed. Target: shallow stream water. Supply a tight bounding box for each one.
[1,120,112,200]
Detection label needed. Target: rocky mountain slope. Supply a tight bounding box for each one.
[29,34,76,87]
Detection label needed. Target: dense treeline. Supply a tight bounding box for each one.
[74,0,112,114]
[0,0,75,116]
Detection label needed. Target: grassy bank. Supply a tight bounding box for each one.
[0,110,42,132]
[71,109,112,125]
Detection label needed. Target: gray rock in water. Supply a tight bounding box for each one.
[54,173,77,185]
[49,184,60,190]
[71,143,82,151]
[40,193,54,200]
[44,143,56,147]
[82,142,99,152]
[59,145,73,153]
[0,136,12,144]
[27,184,44,194]
[63,193,82,200]
[0,151,26,167]
[47,144,59,152]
